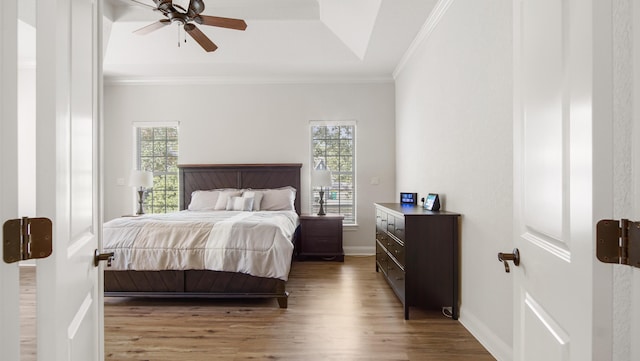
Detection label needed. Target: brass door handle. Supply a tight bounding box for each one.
[94,250,115,267]
[498,248,520,273]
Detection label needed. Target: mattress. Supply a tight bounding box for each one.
[102,210,298,281]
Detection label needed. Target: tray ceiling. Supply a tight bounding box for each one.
[20,0,438,82]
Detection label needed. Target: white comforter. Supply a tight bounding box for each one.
[102,210,298,281]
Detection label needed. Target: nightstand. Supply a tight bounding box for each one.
[297,214,344,261]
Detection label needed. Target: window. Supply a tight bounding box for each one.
[310,121,356,224]
[135,124,179,214]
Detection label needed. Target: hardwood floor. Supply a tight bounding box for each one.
[19,265,36,361]
[20,256,495,360]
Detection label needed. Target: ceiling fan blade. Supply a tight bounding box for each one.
[184,24,218,52]
[197,15,247,31]
[133,19,171,35]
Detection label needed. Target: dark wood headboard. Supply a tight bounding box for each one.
[179,164,303,214]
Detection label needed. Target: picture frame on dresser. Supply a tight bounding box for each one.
[424,193,440,211]
[400,192,418,205]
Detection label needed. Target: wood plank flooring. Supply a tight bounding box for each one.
[20,256,495,361]
[19,265,36,361]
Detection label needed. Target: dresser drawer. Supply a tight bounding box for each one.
[386,215,406,241]
[376,210,387,232]
[303,235,341,253]
[304,221,340,237]
[388,238,405,268]
[386,214,396,234]
[375,240,389,276]
[392,216,405,241]
[386,257,406,303]
[376,229,388,247]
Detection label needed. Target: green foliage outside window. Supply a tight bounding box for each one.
[137,126,179,213]
[311,124,356,224]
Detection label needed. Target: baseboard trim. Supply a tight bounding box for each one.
[459,307,512,361]
[344,246,375,256]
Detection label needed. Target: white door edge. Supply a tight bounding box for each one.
[0,0,20,359]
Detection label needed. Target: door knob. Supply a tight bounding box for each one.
[498,248,520,273]
[94,249,115,267]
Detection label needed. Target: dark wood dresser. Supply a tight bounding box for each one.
[297,214,344,261]
[374,203,460,320]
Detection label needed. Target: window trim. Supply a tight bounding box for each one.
[309,120,357,225]
[133,121,180,214]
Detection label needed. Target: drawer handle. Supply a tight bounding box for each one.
[395,277,404,281]
[396,228,403,232]
[394,249,400,254]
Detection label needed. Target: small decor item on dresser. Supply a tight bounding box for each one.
[400,192,418,205]
[424,193,440,211]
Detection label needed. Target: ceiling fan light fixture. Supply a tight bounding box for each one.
[135,0,245,52]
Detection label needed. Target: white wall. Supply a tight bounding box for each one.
[103,81,396,253]
[394,0,512,359]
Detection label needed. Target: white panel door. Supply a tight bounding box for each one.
[513,0,612,360]
[35,0,104,360]
[0,0,20,359]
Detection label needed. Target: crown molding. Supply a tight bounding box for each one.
[392,0,455,79]
[103,74,394,86]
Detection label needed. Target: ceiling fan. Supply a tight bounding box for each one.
[133,0,247,52]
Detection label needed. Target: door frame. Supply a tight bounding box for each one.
[0,0,20,359]
[592,0,614,358]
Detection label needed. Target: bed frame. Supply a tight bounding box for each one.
[104,163,303,308]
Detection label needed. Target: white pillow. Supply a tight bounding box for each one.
[226,196,254,211]
[188,190,221,211]
[260,186,296,211]
[242,190,263,211]
[214,190,242,210]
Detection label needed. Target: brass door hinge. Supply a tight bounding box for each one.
[3,217,52,264]
[596,219,640,268]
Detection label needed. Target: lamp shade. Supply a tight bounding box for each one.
[129,170,154,188]
[312,170,332,188]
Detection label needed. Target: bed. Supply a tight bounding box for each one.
[103,163,302,308]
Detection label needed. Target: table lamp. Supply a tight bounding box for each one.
[312,170,332,216]
[129,170,154,215]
